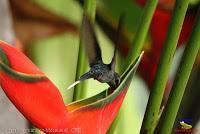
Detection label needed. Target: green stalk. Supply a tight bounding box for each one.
[73,46,87,100]
[125,0,158,68]
[140,0,189,133]
[73,0,96,100]
[158,11,200,133]
[108,0,157,133]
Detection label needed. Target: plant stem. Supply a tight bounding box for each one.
[125,0,158,68]
[108,0,157,133]
[140,0,190,133]
[158,11,200,133]
[73,0,96,100]
[73,45,87,100]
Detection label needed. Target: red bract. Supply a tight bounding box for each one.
[0,40,142,134]
[66,88,128,133]
[0,40,68,129]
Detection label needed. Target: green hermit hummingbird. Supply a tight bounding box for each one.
[67,14,124,90]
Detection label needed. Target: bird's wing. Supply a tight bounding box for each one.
[109,13,125,71]
[81,14,102,67]
[109,44,117,71]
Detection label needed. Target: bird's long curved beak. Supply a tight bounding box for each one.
[67,80,81,90]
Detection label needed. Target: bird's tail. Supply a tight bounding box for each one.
[67,72,92,90]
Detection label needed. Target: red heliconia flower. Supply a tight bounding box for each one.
[135,0,196,88]
[0,40,142,134]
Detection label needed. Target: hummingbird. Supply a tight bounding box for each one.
[67,14,124,90]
